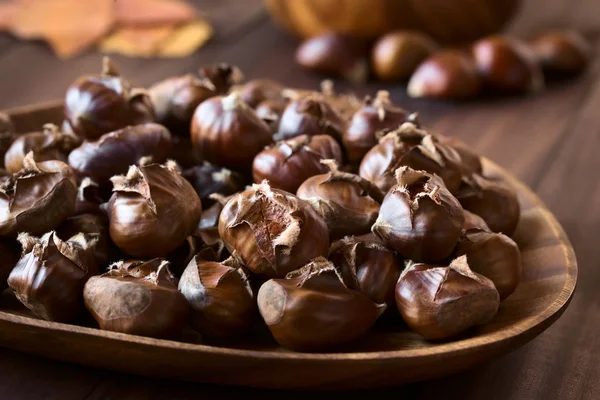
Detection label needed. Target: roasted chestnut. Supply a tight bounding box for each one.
[436,134,483,176]
[68,123,172,183]
[231,79,284,108]
[83,258,189,338]
[74,178,104,215]
[65,57,155,140]
[257,257,386,351]
[395,256,500,340]
[297,160,384,238]
[56,213,114,268]
[329,234,401,306]
[105,161,202,258]
[199,63,244,94]
[276,94,345,142]
[0,239,20,291]
[372,167,464,263]
[218,181,329,278]
[0,154,77,237]
[529,31,592,77]
[343,91,410,163]
[178,255,255,337]
[0,112,15,168]
[4,123,80,174]
[359,122,463,193]
[191,92,273,170]
[182,163,245,207]
[8,231,98,322]
[252,134,343,193]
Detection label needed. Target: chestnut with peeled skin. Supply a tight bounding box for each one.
[65,57,155,141]
[68,123,172,183]
[231,79,284,108]
[178,255,255,337]
[191,92,273,170]
[343,91,410,163]
[8,231,98,322]
[395,256,500,340]
[218,181,329,278]
[297,160,384,238]
[455,174,520,236]
[83,259,189,338]
[372,167,464,263]
[182,163,245,207]
[74,178,104,215]
[0,153,77,237]
[252,134,343,193]
[257,257,386,351]
[276,94,345,142]
[0,239,20,291]
[529,31,592,77]
[359,122,463,193]
[56,213,114,268]
[4,123,80,174]
[105,161,202,258]
[329,235,401,306]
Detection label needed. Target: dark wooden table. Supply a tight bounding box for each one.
[1,0,599,398]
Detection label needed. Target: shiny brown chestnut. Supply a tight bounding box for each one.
[408,50,482,99]
[65,57,155,141]
[343,91,411,163]
[436,134,483,176]
[0,112,15,168]
[105,161,202,258]
[297,160,384,238]
[4,123,80,174]
[329,234,401,306]
[472,35,544,94]
[359,122,463,193]
[218,181,329,278]
[191,92,273,170]
[371,31,438,81]
[182,163,245,207]
[56,213,114,268]
[455,174,520,236]
[8,231,98,322]
[178,255,255,337]
[395,256,500,340]
[257,257,386,351]
[295,32,368,83]
[83,258,189,338]
[463,209,491,232]
[0,239,20,291]
[372,167,464,263]
[529,31,592,76]
[0,153,77,237]
[252,134,343,193]
[231,79,284,108]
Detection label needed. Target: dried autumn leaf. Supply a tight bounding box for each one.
[115,0,197,27]
[100,25,176,58]
[158,19,213,58]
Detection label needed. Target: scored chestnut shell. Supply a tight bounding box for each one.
[182,163,245,207]
[105,161,202,258]
[359,122,463,193]
[257,257,386,351]
[178,255,255,337]
[252,134,343,193]
[231,79,284,108]
[8,231,98,322]
[83,258,189,338]
[4,123,80,174]
[329,234,401,306]
[65,57,155,141]
[0,239,20,291]
[56,213,114,268]
[395,256,500,340]
[276,94,345,142]
[0,153,77,237]
[218,181,329,278]
[455,174,520,236]
[297,160,384,238]
[191,92,273,170]
[372,167,464,263]
[68,123,172,183]
[453,229,522,299]
[343,91,411,163]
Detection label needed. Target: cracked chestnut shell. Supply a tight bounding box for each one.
[257,257,386,351]
[73,178,104,215]
[4,123,80,174]
[182,163,245,207]
[276,94,345,142]
[68,123,172,183]
[395,256,500,340]
[84,258,189,338]
[8,231,98,322]
[359,122,463,193]
[297,160,384,238]
[218,181,329,278]
[0,154,77,237]
[252,134,343,193]
[178,255,255,337]
[191,92,273,170]
[372,167,464,263]
[105,161,202,258]
[56,213,114,268]
[343,91,410,163]
[530,31,592,77]
[65,57,155,141]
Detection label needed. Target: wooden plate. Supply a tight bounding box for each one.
[0,101,577,390]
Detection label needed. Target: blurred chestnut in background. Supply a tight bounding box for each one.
[231,79,284,108]
[529,31,592,77]
[277,94,345,142]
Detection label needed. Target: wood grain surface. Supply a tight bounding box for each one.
[0,0,598,398]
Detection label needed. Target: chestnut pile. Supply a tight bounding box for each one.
[0,57,523,352]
